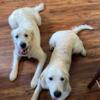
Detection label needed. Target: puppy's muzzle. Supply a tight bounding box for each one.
[19,42,28,55]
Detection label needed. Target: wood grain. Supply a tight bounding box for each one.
[0,0,100,100]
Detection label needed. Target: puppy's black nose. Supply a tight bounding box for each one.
[54,90,61,98]
[20,42,26,49]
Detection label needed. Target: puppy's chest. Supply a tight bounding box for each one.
[27,49,37,59]
[27,50,33,58]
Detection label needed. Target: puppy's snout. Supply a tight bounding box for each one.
[54,90,61,98]
[20,42,26,49]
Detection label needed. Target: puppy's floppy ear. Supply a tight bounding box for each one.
[65,78,71,93]
[40,69,48,89]
[64,71,71,95]
[31,30,34,39]
[11,29,17,36]
[27,28,34,39]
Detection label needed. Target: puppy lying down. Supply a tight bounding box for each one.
[31,25,93,100]
[8,3,46,88]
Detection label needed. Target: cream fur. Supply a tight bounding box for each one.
[8,3,47,88]
[31,25,93,100]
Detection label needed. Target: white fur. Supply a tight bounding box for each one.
[8,3,47,88]
[31,25,93,100]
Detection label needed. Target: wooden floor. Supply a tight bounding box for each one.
[0,0,100,100]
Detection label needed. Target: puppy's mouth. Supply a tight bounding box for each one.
[52,98,58,100]
[18,48,28,55]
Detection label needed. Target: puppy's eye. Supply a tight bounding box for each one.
[15,35,19,38]
[24,34,28,37]
[49,77,53,81]
[60,77,65,81]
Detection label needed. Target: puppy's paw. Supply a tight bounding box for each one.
[31,95,37,100]
[49,46,54,52]
[9,70,17,81]
[31,79,38,89]
[49,48,54,52]
[82,49,87,56]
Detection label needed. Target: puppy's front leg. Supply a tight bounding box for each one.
[31,81,42,100]
[31,50,46,88]
[9,50,20,81]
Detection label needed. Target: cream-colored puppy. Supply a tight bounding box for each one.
[31,25,93,100]
[8,3,47,88]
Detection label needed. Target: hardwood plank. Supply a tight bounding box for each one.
[0,0,100,100]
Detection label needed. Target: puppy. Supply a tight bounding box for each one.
[8,3,47,88]
[31,25,93,100]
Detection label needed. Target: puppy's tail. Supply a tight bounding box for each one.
[33,3,45,12]
[72,24,93,34]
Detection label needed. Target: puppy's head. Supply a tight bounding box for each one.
[40,65,71,100]
[11,28,33,56]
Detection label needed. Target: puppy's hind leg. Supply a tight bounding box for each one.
[33,12,42,26]
[73,39,86,56]
[32,3,45,26]
[33,3,44,12]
